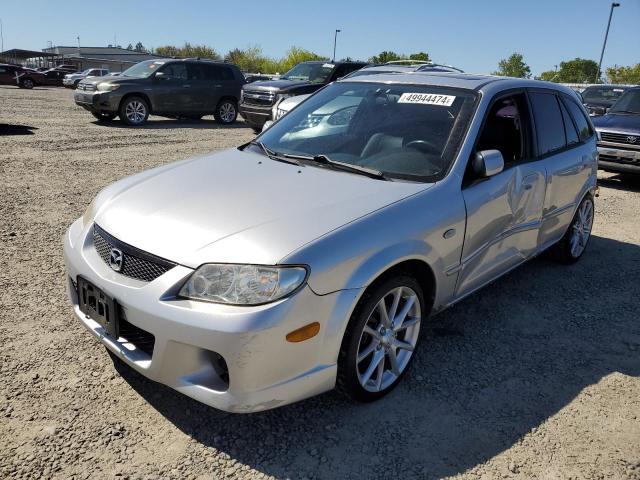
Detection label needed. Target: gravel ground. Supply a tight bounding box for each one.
[1,85,639,480]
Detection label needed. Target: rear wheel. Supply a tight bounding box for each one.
[214,99,237,124]
[20,78,34,89]
[337,275,425,402]
[119,96,149,126]
[92,112,117,122]
[550,195,594,264]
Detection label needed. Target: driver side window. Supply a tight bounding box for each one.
[159,63,188,80]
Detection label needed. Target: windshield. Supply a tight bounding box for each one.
[609,89,640,114]
[281,63,334,83]
[121,60,166,78]
[80,69,92,75]
[255,82,477,181]
[581,86,626,106]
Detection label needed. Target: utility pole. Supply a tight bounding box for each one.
[596,2,620,83]
[1,18,4,56]
[332,29,341,62]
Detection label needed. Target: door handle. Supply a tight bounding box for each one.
[213,84,222,88]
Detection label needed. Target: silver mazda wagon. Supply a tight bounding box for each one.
[64,72,597,412]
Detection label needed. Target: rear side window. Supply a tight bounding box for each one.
[202,65,234,81]
[529,92,566,155]
[562,97,593,141]
[558,99,579,146]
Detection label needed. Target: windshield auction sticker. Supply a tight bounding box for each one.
[398,93,456,106]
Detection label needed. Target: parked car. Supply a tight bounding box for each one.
[64,72,597,412]
[270,62,466,122]
[0,64,44,88]
[592,87,640,175]
[580,85,630,116]
[239,60,367,132]
[63,68,110,89]
[74,58,244,125]
[40,68,68,86]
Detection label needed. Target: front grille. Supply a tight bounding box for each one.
[242,90,275,106]
[93,224,177,282]
[78,83,96,91]
[599,154,640,165]
[600,132,640,147]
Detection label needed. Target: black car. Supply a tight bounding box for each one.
[581,85,629,116]
[74,58,245,126]
[592,87,640,175]
[239,60,367,131]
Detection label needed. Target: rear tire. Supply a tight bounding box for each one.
[119,96,149,126]
[92,112,117,122]
[20,78,34,89]
[549,194,594,264]
[214,99,237,124]
[336,275,425,402]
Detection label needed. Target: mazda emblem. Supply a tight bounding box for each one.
[109,248,124,272]
[627,136,638,144]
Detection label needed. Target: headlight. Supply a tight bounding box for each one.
[276,93,293,102]
[179,264,308,305]
[97,83,119,92]
[240,89,244,103]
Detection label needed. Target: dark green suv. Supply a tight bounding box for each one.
[74,59,244,126]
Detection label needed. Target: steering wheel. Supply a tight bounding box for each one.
[404,139,440,155]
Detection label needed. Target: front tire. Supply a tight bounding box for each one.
[119,96,149,126]
[20,78,34,89]
[214,99,237,124]
[337,275,425,402]
[550,194,594,264]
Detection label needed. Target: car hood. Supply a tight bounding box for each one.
[94,148,431,268]
[243,79,320,93]
[592,113,640,134]
[279,94,311,112]
[80,75,128,85]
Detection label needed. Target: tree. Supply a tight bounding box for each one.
[225,46,271,73]
[537,70,559,82]
[134,42,146,53]
[155,43,220,60]
[368,51,404,64]
[126,43,134,51]
[409,52,430,62]
[493,53,531,78]
[606,64,640,84]
[555,58,599,83]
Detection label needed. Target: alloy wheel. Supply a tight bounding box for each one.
[219,102,236,123]
[125,101,147,124]
[356,286,421,392]
[23,79,34,89]
[570,198,593,258]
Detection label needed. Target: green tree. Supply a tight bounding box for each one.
[225,46,269,73]
[277,46,327,73]
[134,42,146,53]
[537,70,559,82]
[606,64,640,84]
[555,58,599,83]
[493,53,531,78]
[368,51,404,64]
[155,43,220,60]
[409,51,430,62]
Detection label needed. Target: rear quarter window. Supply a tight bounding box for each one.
[562,96,593,142]
[529,92,566,155]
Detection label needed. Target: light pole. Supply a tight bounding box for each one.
[596,2,620,83]
[1,18,4,57]
[332,29,341,62]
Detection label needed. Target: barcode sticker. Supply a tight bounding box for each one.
[398,93,456,106]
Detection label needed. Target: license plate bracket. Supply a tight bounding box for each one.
[77,277,119,338]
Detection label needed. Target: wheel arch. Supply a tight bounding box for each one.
[119,92,153,114]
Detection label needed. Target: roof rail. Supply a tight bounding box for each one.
[385,60,433,66]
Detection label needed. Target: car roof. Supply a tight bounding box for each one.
[339,71,578,95]
[300,60,368,66]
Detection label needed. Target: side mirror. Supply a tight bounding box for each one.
[262,120,274,132]
[473,150,504,178]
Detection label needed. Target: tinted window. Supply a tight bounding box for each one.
[529,92,566,155]
[199,64,234,81]
[563,97,593,141]
[609,89,640,115]
[160,63,187,80]
[558,99,579,145]
[187,64,206,80]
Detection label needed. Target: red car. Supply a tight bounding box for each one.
[0,64,45,89]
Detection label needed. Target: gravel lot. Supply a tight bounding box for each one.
[1,85,639,480]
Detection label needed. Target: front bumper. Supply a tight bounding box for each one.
[74,90,121,114]
[63,219,349,412]
[238,103,272,129]
[598,145,640,174]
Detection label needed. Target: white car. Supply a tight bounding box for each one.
[63,68,109,88]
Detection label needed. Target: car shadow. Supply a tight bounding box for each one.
[0,124,38,135]
[111,234,640,479]
[95,118,253,131]
[598,173,640,192]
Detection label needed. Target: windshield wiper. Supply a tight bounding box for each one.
[281,153,387,180]
[247,141,302,166]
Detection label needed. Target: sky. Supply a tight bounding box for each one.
[1,0,638,76]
